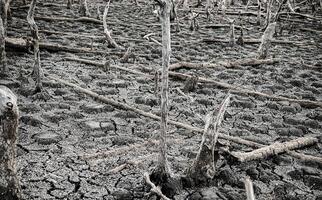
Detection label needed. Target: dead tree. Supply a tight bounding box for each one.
[245,177,255,200]
[79,0,90,17]
[67,0,72,9]
[0,86,21,200]
[229,19,235,46]
[27,0,43,92]
[257,22,276,59]
[149,0,180,198]
[103,0,120,49]
[185,94,231,185]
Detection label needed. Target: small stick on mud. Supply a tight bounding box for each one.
[257,22,276,59]
[0,17,7,76]
[0,86,21,200]
[186,94,231,185]
[245,176,255,200]
[231,136,318,162]
[79,0,90,17]
[103,0,121,49]
[27,0,43,93]
[144,172,171,200]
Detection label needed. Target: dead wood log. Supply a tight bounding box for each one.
[169,58,280,70]
[245,177,255,200]
[48,75,322,166]
[4,37,120,54]
[34,15,102,24]
[0,86,21,200]
[257,22,276,59]
[103,0,120,49]
[202,37,302,45]
[186,94,231,185]
[0,17,7,76]
[231,136,318,162]
[27,0,43,92]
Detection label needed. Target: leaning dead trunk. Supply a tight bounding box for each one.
[185,94,231,186]
[103,0,120,49]
[0,86,21,200]
[257,22,276,59]
[27,0,43,92]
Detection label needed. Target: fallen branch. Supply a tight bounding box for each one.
[34,16,102,24]
[231,136,318,162]
[66,57,322,109]
[202,38,303,45]
[169,58,280,70]
[48,75,322,165]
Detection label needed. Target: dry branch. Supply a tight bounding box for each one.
[231,137,318,162]
[103,0,120,49]
[0,86,21,200]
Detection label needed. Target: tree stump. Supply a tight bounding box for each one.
[0,85,21,200]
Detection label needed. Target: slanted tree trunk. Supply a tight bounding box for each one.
[103,0,120,49]
[27,0,43,93]
[257,22,276,59]
[185,94,231,186]
[0,86,21,200]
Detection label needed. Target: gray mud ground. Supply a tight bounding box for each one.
[1,0,322,199]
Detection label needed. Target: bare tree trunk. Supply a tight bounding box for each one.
[157,0,171,178]
[27,0,43,92]
[0,86,21,200]
[103,0,120,49]
[186,94,231,185]
[79,0,90,17]
[257,22,276,59]
[229,19,235,46]
[245,177,255,200]
[67,0,72,9]
[0,17,7,76]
